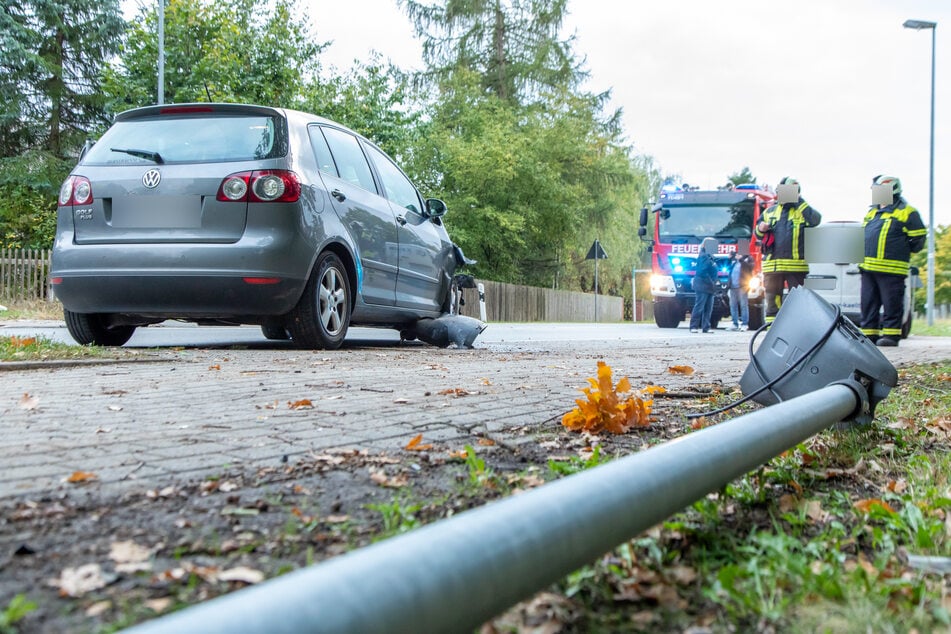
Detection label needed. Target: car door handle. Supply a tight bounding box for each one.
[395,215,407,226]
[331,189,346,202]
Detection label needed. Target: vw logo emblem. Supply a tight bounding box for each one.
[142,169,162,188]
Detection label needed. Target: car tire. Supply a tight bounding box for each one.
[261,322,291,341]
[287,252,351,350]
[653,300,683,328]
[64,309,136,346]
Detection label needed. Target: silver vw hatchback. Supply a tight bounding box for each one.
[52,103,461,348]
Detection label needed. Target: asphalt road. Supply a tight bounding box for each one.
[2,319,950,501]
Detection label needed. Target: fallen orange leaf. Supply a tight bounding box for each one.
[208,364,221,371]
[10,336,37,348]
[667,365,694,375]
[448,449,468,459]
[562,361,651,435]
[67,471,98,483]
[642,385,667,395]
[853,498,896,514]
[404,434,433,451]
[288,399,313,409]
[477,438,495,446]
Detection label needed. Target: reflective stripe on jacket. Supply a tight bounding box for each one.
[754,201,822,273]
[859,200,927,276]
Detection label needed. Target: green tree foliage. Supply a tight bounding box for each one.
[302,56,419,162]
[407,71,652,292]
[910,224,951,310]
[728,166,757,186]
[399,0,583,104]
[103,0,322,110]
[0,0,124,248]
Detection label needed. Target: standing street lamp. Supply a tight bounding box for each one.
[158,0,165,105]
[903,18,937,326]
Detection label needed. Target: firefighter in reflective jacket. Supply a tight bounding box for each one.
[754,177,822,322]
[859,175,926,347]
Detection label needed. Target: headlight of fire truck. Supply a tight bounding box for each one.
[747,274,764,299]
[650,274,677,297]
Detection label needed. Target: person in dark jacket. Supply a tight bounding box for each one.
[727,250,753,331]
[859,175,926,347]
[689,238,719,333]
[754,177,822,323]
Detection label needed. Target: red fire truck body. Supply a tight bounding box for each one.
[637,185,776,329]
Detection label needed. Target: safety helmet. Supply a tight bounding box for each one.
[779,176,800,187]
[872,175,902,196]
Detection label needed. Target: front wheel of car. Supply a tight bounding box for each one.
[64,310,136,346]
[287,252,351,350]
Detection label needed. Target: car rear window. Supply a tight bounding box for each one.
[82,114,285,165]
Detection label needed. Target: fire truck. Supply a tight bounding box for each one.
[637,184,776,329]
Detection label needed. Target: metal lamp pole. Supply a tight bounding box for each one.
[903,19,937,326]
[158,0,165,105]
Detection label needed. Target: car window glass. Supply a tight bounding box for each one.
[82,115,281,164]
[364,144,421,214]
[308,126,338,176]
[321,127,377,193]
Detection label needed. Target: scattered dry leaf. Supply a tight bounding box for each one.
[642,385,667,395]
[369,469,409,488]
[404,434,433,451]
[66,471,98,484]
[51,564,112,597]
[18,393,39,410]
[144,598,172,613]
[208,364,221,371]
[448,449,469,460]
[562,361,651,434]
[85,601,111,617]
[853,498,896,515]
[477,438,496,446]
[438,387,472,397]
[667,365,694,375]
[288,399,313,410]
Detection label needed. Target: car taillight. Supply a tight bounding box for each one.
[216,170,300,203]
[58,175,93,206]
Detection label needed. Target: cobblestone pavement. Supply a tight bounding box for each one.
[2,323,949,501]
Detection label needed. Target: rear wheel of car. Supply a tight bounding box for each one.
[64,310,136,346]
[287,252,351,349]
[261,321,290,340]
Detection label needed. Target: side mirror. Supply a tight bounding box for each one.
[426,198,448,218]
[638,206,648,227]
[637,227,646,238]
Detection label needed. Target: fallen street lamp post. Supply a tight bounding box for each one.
[124,397,878,633]
[124,289,895,634]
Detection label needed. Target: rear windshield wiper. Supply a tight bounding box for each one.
[110,147,164,164]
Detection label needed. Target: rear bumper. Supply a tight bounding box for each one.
[51,231,314,317]
[52,274,306,317]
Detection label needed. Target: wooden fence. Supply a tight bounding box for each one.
[0,248,52,301]
[458,279,625,322]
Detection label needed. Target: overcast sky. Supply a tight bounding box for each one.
[305,0,949,228]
